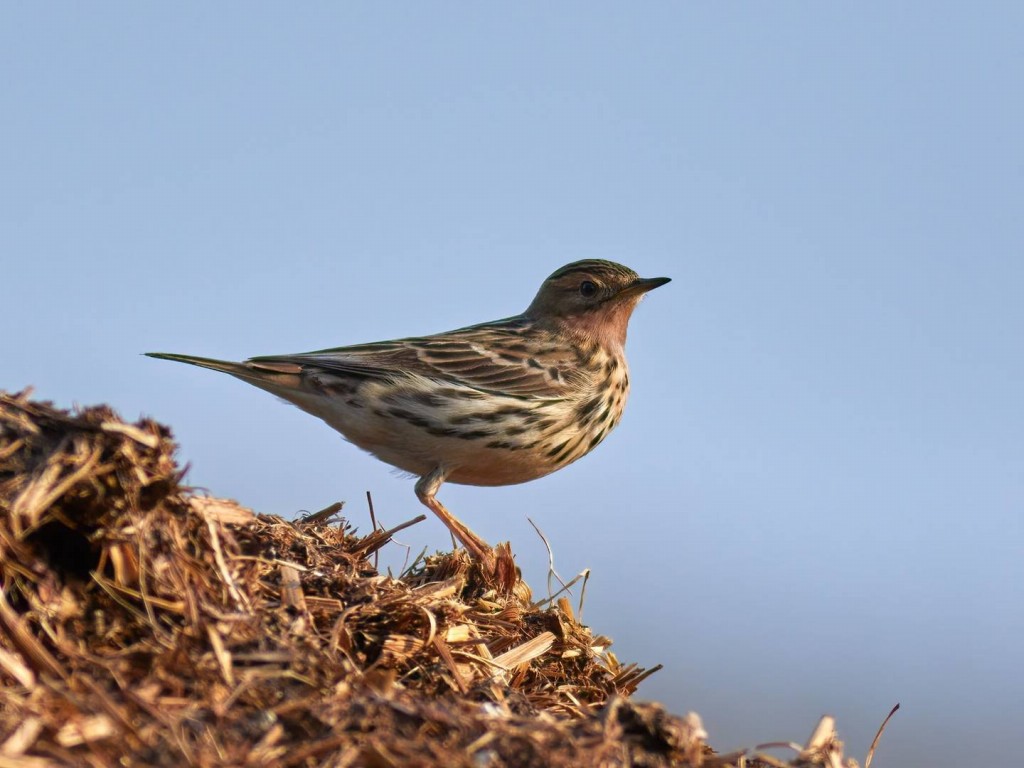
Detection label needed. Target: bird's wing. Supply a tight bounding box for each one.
[248,320,588,398]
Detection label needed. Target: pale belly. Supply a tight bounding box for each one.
[267,373,629,487]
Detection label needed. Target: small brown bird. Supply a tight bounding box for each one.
[148,260,669,563]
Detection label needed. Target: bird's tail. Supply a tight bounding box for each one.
[145,352,249,376]
[145,352,304,388]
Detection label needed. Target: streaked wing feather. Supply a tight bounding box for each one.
[248,319,583,398]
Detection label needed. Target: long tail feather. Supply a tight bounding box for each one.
[145,352,253,377]
[144,351,305,386]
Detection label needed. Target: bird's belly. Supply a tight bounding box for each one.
[276,380,559,483]
[276,376,624,488]
[344,413,562,486]
[444,445,559,486]
[348,407,567,486]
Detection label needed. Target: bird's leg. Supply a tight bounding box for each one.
[415,467,493,564]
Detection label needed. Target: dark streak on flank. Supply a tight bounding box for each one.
[486,440,516,450]
[322,380,358,397]
[495,405,530,417]
[576,396,602,420]
[387,408,432,430]
[546,440,569,458]
[552,437,582,464]
[456,429,496,440]
[477,411,506,423]
[412,391,446,407]
[449,411,507,425]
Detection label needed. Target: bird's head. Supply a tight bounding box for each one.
[525,260,670,349]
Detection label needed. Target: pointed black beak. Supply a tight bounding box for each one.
[617,275,671,299]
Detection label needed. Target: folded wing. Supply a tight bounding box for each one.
[248,320,586,399]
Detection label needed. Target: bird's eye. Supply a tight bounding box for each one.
[579,280,598,298]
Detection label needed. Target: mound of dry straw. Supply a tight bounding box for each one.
[0,390,862,767]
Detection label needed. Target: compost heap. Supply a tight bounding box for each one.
[0,390,860,767]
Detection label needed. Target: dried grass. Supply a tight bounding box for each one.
[0,389,877,767]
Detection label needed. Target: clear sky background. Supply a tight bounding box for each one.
[3,5,1022,766]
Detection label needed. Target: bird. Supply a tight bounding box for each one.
[147,259,669,565]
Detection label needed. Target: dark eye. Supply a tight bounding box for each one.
[579,280,598,298]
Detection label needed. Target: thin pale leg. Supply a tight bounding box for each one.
[415,467,493,562]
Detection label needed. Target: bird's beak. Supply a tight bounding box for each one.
[616,275,671,300]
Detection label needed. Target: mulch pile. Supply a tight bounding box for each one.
[0,389,864,767]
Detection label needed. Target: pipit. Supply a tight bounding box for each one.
[148,260,669,563]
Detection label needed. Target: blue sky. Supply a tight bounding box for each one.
[3,5,1022,766]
